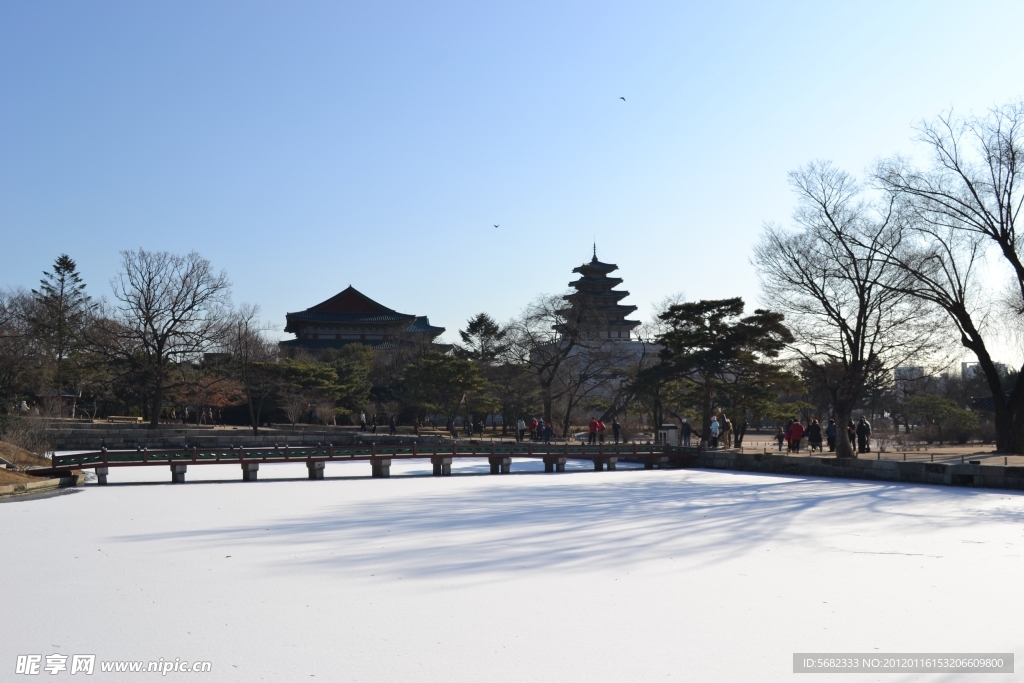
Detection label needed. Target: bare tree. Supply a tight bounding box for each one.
[550,342,636,438]
[226,304,279,435]
[755,162,939,457]
[101,250,231,427]
[0,290,43,412]
[506,294,637,437]
[506,294,583,426]
[876,102,1024,452]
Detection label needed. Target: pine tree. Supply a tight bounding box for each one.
[29,254,92,404]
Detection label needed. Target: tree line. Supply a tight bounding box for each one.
[3,101,1023,454]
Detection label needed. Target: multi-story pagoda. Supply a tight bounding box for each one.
[281,286,444,352]
[559,248,641,341]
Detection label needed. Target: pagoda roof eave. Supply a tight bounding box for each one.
[569,276,624,288]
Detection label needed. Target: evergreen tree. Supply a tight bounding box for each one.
[651,298,792,447]
[29,254,92,402]
[457,313,509,364]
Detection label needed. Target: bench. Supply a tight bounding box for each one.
[107,416,143,423]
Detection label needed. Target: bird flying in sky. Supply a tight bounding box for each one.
[619,97,626,101]
[493,224,499,228]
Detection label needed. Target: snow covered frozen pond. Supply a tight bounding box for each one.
[2,460,1022,681]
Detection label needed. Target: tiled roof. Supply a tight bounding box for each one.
[287,311,415,325]
[405,316,445,335]
[284,286,432,332]
[572,255,619,275]
[306,286,398,315]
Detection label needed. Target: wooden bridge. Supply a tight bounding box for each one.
[37,442,701,484]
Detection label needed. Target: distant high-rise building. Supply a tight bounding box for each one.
[894,366,926,399]
[962,361,1008,381]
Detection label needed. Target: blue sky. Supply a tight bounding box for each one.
[3,1,1023,352]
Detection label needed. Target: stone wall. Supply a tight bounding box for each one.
[690,450,1024,491]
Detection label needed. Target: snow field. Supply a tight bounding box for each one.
[1,460,1022,682]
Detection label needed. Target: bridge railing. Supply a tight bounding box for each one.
[50,441,700,470]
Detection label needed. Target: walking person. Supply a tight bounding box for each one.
[825,419,837,452]
[720,415,732,449]
[389,415,396,436]
[807,419,823,453]
[775,426,785,452]
[597,419,606,444]
[709,416,720,449]
[371,414,378,435]
[516,417,526,443]
[588,417,599,445]
[856,417,872,454]
[413,417,420,436]
[543,422,553,444]
[846,421,856,450]
[788,419,805,453]
[529,417,538,442]
[612,418,621,444]
[682,418,692,447]
[360,411,367,432]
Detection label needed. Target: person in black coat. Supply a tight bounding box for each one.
[807,419,823,452]
[856,417,872,453]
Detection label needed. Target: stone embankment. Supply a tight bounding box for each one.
[694,450,1024,491]
[47,423,447,451]
[0,473,84,499]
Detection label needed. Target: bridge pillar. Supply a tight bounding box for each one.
[306,460,325,480]
[241,462,259,482]
[431,456,452,476]
[170,464,187,484]
[593,457,618,471]
[643,455,669,469]
[371,457,391,478]
[543,457,566,473]
[488,456,511,474]
[95,466,109,486]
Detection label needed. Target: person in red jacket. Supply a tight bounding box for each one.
[788,420,805,453]
[588,418,599,445]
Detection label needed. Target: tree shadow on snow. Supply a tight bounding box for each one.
[112,470,1024,581]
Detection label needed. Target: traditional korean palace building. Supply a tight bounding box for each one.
[281,286,445,352]
[558,250,641,341]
